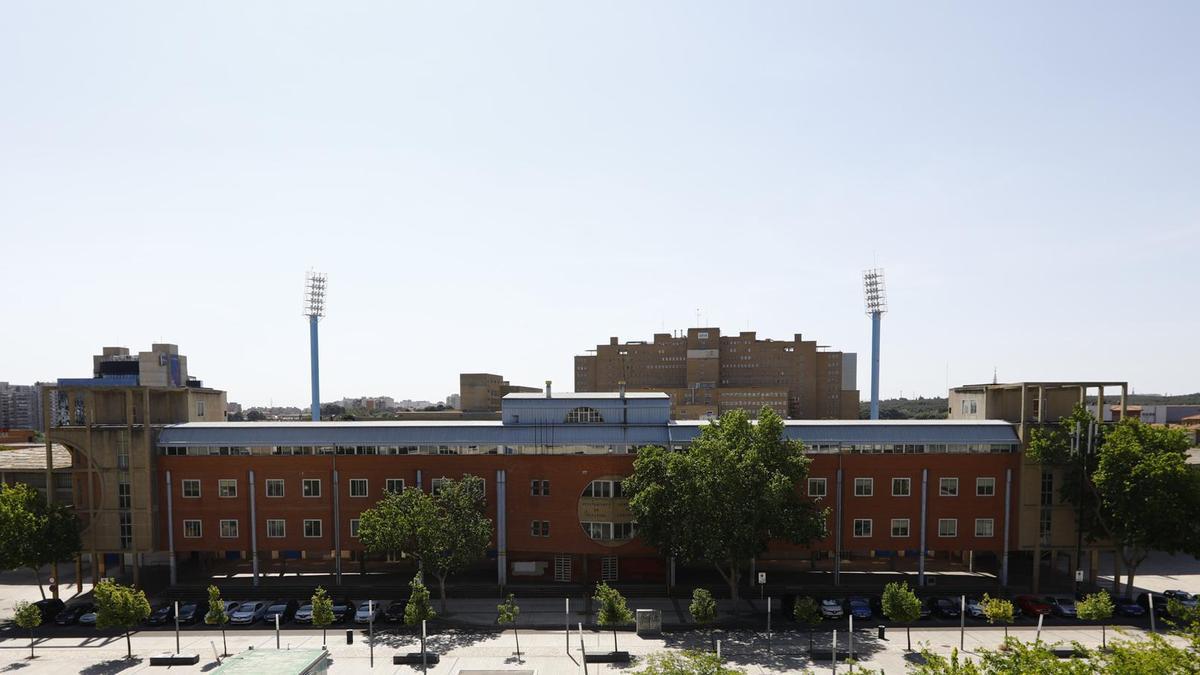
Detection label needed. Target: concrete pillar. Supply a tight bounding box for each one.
[1119,384,1128,421]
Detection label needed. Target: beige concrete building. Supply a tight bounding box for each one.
[574,327,860,420]
[459,373,541,413]
[45,344,226,590]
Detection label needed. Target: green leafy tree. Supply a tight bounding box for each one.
[358,475,492,613]
[0,483,82,599]
[404,574,436,658]
[497,593,521,662]
[204,585,230,655]
[791,596,822,653]
[639,650,746,674]
[981,594,1015,640]
[881,581,922,651]
[1077,591,1115,648]
[94,579,151,658]
[1092,632,1199,673]
[624,408,827,606]
[689,588,718,652]
[594,581,634,653]
[14,600,43,659]
[311,586,335,647]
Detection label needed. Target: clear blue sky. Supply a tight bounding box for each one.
[3,1,1197,406]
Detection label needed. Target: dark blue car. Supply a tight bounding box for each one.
[847,596,873,620]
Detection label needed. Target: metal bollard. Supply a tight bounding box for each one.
[346,629,354,644]
[878,624,886,639]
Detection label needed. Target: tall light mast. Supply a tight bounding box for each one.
[304,271,327,422]
[863,269,887,420]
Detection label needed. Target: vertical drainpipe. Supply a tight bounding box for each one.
[166,470,176,586]
[249,469,259,587]
[919,468,928,587]
[496,469,507,588]
[1001,468,1012,587]
[416,469,423,490]
[333,467,342,583]
[834,467,843,586]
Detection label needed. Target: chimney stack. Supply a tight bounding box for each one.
[545,380,552,398]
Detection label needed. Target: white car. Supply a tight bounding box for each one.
[229,601,268,624]
[965,598,986,619]
[354,600,386,624]
[820,599,844,619]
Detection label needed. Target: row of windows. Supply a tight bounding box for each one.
[852,518,995,538]
[183,518,357,539]
[181,477,410,500]
[807,476,997,498]
[164,442,1018,457]
[581,521,637,541]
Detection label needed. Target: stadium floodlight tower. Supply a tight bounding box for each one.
[863,268,887,420]
[304,270,327,422]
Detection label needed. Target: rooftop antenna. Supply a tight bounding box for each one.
[303,270,328,422]
[863,268,888,420]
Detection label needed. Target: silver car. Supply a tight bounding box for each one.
[354,600,386,624]
[229,600,268,624]
[820,598,844,619]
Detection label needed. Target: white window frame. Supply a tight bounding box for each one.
[890,518,910,537]
[976,477,996,496]
[219,519,238,538]
[350,519,360,538]
[196,399,206,417]
[265,479,285,498]
[939,477,959,497]
[303,519,322,538]
[892,477,911,497]
[385,478,405,494]
[349,478,368,498]
[181,479,201,499]
[938,518,958,537]
[531,479,550,496]
[183,519,202,538]
[975,518,995,537]
[266,519,285,538]
[218,479,237,498]
[854,477,873,497]
[808,478,827,498]
[302,479,321,498]
[853,518,873,537]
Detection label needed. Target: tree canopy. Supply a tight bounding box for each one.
[639,650,746,675]
[624,408,827,603]
[0,483,81,598]
[881,581,922,651]
[94,579,150,658]
[689,588,717,626]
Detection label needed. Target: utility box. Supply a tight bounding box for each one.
[635,608,662,636]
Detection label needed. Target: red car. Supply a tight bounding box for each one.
[1015,595,1052,617]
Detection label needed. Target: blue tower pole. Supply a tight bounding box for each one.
[309,314,320,422]
[870,311,881,420]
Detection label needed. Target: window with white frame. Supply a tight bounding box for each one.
[583,479,623,499]
[266,519,285,538]
[350,519,360,538]
[600,556,618,581]
[854,478,873,497]
[303,519,322,538]
[853,518,873,537]
[182,479,201,498]
[939,477,959,497]
[183,520,202,538]
[265,479,284,498]
[975,518,995,537]
[218,479,237,498]
[385,478,405,494]
[431,478,448,494]
[938,518,958,537]
[808,478,827,498]
[891,518,910,537]
[531,479,551,496]
[976,477,996,496]
[349,479,368,497]
[302,479,321,498]
[892,477,911,497]
[219,519,238,538]
[530,520,550,537]
[196,399,206,417]
[582,521,613,540]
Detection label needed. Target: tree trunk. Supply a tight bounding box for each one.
[809,627,814,653]
[222,626,228,655]
[32,567,45,600]
[906,625,911,651]
[613,628,618,653]
[321,626,326,648]
[1101,624,1106,649]
[514,628,520,662]
[438,573,448,615]
[125,629,131,658]
[29,627,35,659]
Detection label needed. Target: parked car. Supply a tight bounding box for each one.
[1045,596,1077,618]
[1114,597,1145,617]
[32,598,65,623]
[819,599,844,620]
[917,599,932,619]
[965,598,986,619]
[176,600,208,624]
[384,600,408,623]
[263,600,298,624]
[78,610,98,626]
[355,600,387,624]
[331,598,354,623]
[230,601,269,625]
[1163,590,1198,609]
[931,597,960,619]
[847,597,873,620]
[293,604,315,624]
[1136,593,1169,616]
[221,600,241,616]
[145,603,175,626]
[1015,595,1052,618]
[55,602,95,626]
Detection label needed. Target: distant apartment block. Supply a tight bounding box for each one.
[574,327,860,419]
[459,374,541,413]
[0,382,45,431]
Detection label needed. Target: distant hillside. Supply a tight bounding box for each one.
[858,397,948,420]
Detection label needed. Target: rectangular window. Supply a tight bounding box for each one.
[303,519,322,538]
[183,520,202,538]
[891,518,910,537]
[939,477,959,497]
[119,512,132,549]
[938,518,958,537]
[349,479,368,498]
[554,555,572,582]
[219,519,238,538]
[854,478,873,497]
[583,521,613,540]
[975,518,995,537]
[584,480,613,498]
[531,479,551,496]
[385,478,405,494]
[601,556,618,582]
[976,477,996,496]
[196,399,206,417]
[892,477,911,497]
[808,478,827,498]
[302,479,321,498]
[350,519,360,538]
[266,519,285,538]
[218,479,237,498]
[182,479,201,498]
[265,479,284,498]
[853,518,873,537]
[118,482,131,509]
[431,478,448,495]
[530,520,550,537]
[1041,470,1054,506]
